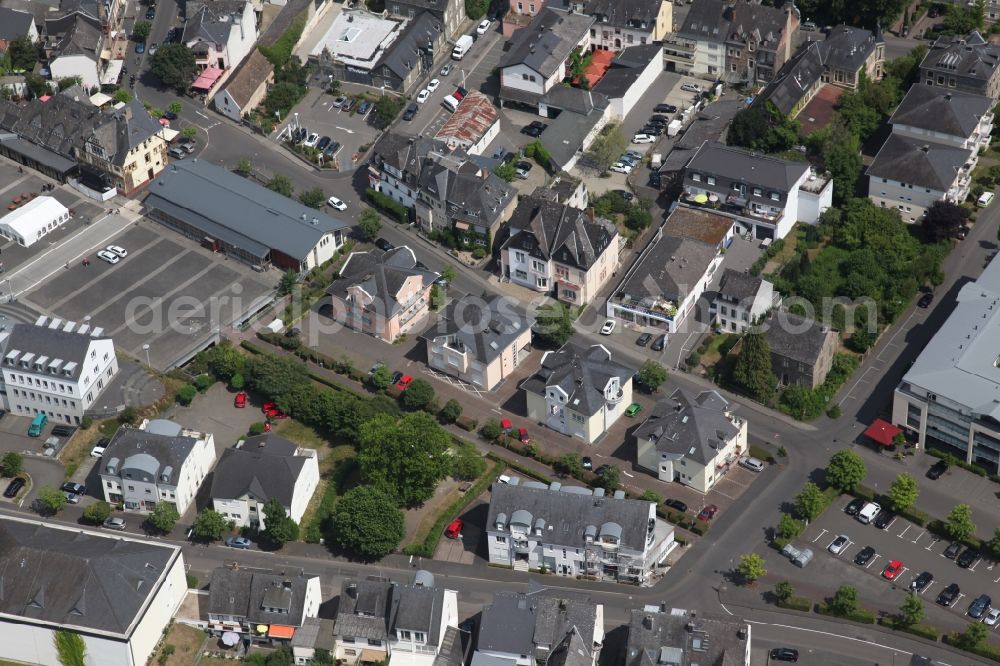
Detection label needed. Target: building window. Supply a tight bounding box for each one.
[706,176,715,185]
[691,173,701,182]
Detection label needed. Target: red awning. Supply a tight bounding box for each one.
[192,66,224,90]
[268,625,295,639]
[863,419,902,447]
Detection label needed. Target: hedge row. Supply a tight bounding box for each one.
[926,446,1000,485]
[403,460,504,557]
[850,484,929,526]
[814,602,876,625]
[776,596,812,613]
[943,633,1000,663]
[877,618,940,642]
[365,188,410,223]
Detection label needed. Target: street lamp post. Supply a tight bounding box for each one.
[142,343,151,368]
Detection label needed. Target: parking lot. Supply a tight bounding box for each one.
[797,497,1000,628]
[23,221,277,370]
[278,87,381,172]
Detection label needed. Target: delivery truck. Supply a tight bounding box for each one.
[452,35,473,60]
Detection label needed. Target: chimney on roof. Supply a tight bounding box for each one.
[643,614,654,629]
[586,206,595,222]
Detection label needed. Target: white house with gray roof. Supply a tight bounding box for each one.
[485,480,675,583]
[521,343,635,444]
[182,0,257,74]
[0,315,117,425]
[99,418,216,514]
[920,31,1000,99]
[625,605,750,666]
[893,254,1000,469]
[867,85,993,222]
[474,584,603,666]
[711,268,779,333]
[332,572,460,666]
[144,160,348,271]
[0,515,187,666]
[681,141,832,240]
[207,565,321,645]
[634,388,747,493]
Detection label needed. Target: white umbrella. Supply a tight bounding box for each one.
[221,632,240,647]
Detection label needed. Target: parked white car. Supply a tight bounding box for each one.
[303,132,320,148]
[739,456,765,472]
[416,89,430,104]
[857,501,881,524]
[600,319,616,335]
[632,133,655,144]
[106,245,127,258]
[610,162,633,174]
[90,445,106,458]
[427,78,440,92]
[327,196,347,211]
[477,19,491,34]
[97,250,120,265]
[985,608,1000,626]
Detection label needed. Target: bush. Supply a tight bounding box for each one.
[82,501,112,525]
[777,596,812,612]
[176,384,197,405]
[827,405,842,418]
[80,416,93,429]
[119,406,138,424]
[186,573,199,589]
[439,399,463,424]
[194,374,213,392]
[815,602,876,624]
[686,352,701,368]
[480,418,503,441]
[456,415,478,432]
[365,188,410,223]
[248,422,266,435]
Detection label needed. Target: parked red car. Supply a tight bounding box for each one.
[518,427,530,443]
[500,418,513,432]
[234,392,247,408]
[882,560,904,580]
[262,402,287,419]
[395,375,413,390]
[697,505,718,522]
[445,518,464,539]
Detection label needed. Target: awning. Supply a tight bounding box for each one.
[255,624,269,634]
[268,625,295,639]
[161,127,179,142]
[90,92,112,106]
[100,59,124,85]
[360,649,387,662]
[693,194,708,204]
[221,632,240,646]
[192,66,224,90]
[454,221,470,231]
[863,419,902,447]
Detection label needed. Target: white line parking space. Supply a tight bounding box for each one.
[424,368,490,397]
[925,537,940,550]
[911,530,926,544]
[867,554,882,569]
[812,528,828,543]
[922,581,936,596]
[952,592,966,608]
[898,525,910,539]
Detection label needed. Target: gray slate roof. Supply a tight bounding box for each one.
[502,195,616,271]
[499,8,595,79]
[183,0,250,47]
[334,575,446,644]
[592,45,663,98]
[210,434,307,507]
[632,388,739,465]
[0,93,105,160]
[618,234,718,303]
[521,342,636,417]
[102,422,199,486]
[478,584,598,662]
[0,516,178,635]
[328,246,437,317]
[417,159,515,229]
[625,607,749,666]
[921,31,1000,83]
[686,141,807,192]
[866,133,971,191]
[582,0,660,31]
[90,99,164,167]
[419,294,533,365]
[752,40,825,116]
[890,85,993,139]
[209,566,315,626]
[378,11,443,81]
[46,12,100,59]
[765,311,835,366]
[821,24,882,73]
[0,7,35,40]
[488,476,654,551]
[901,254,1000,422]
[676,0,727,41]
[145,160,348,261]
[718,268,764,302]
[3,322,106,382]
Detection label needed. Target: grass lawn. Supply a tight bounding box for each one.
[274,420,328,451]
[761,227,799,275]
[699,332,741,367]
[297,444,355,537]
[152,623,207,666]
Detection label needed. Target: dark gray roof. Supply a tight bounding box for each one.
[209,566,315,626]
[686,141,806,192]
[478,585,598,662]
[821,24,881,73]
[592,45,663,98]
[890,85,993,139]
[183,0,249,46]
[416,159,515,229]
[727,2,789,49]
[145,160,349,262]
[46,12,100,58]
[765,311,835,366]
[378,11,443,81]
[102,423,200,485]
[328,246,437,317]
[372,133,452,188]
[866,133,971,191]
[434,625,471,666]
[753,41,825,116]
[502,195,616,271]
[0,93,106,160]
[625,608,749,666]
[291,617,337,651]
[89,99,164,167]
[210,434,307,507]
[921,31,1000,83]
[419,294,533,365]
[2,322,107,382]
[660,102,740,172]
[618,235,718,304]
[718,268,763,302]
[0,516,179,635]
[499,8,595,79]
[389,0,455,17]
[633,388,739,465]
[676,0,728,41]
[395,585,445,645]
[334,578,395,641]
[582,0,659,31]
[0,7,34,40]
[520,343,636,416]
[488,475,654,551]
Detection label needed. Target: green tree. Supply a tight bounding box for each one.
[732,328,776,403]
[640,490,662,503]
[945,503,975,542]
[0,451,23,477]
[262,497,300,546]
[794,482,825,522]
[277,269,298,296]
[168,101,183,115]
[298,187,326,209]
[637,360,668,392]
[181,126,198,139]
[987,527,1000,560]
[535,303,574,347]
[441,265,457,284]
[830,585,859,616]
[888,473,919,512]
[774,580,794,604]
[727,102,799,153]
[899,592,924,626]
[369,365,393,391]
[192,509,229,541]
[587,124,627,173]
[817,120,863,204]
[132,20,152,41]
[944,0,984,34]
[8,35,39,72]
[205,344,246,381]
[465,0,489,19]
[480,418,503,441]
[57,76,82,92]
[358,209,382,241]
[923,200,969,243]
[357,412,452,506]
[147,502,180,533]
[235,157,253,176]
[119,406,138,424]
[266,173,295,198]
[954,621,988,651]
[825,449,866,491]
[113,88,132,103]
[556,453,584,478]
[37,486,67,515]
[230,373,245,390]
[493,161,517,182]
[599,465,621,491]
[777,512,804,540]
[150,44,198,90]
[54,630,86,666]
[452,443,486,480]
[373,95,406,128]
[439,399,463,423]
[737,553,767,582]
[400,378,435,411]
[330,485,405,558]
[82,501,112,525]
[176,384,197,405]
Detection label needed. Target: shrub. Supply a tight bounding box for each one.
[194,374,213,391]
[365,188,410,223]
[176,384,197,405]
[456,415,478,432]
[118,406,138,424]
[80,416,93,429]
[439,399,463,424]
[480,418,503,441]
[777,596,812,612]
[686,352,701,368]
[248,422,266,435]
[827,405,842,418]
[186,573,199,589]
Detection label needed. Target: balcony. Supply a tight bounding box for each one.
[613,294,678,320]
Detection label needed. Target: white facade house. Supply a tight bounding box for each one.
[0,196,70,248]
[0,515,187,666]
[99,418,217,515]
[485,480,676,585]
[211,434,320,529]
[498,8,595,102]
[0,316,118,425]
[183,1,258,73]
[711,268,780,333]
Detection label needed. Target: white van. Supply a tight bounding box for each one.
[452,35,473,60]
[441,95,460,112]
[978,191,995,207]
[857,501,881,524]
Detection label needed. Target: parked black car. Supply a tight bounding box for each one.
[523,120,548,137]
[664,499,688,512]
[854,546,876,566]
[873,509,895,530]
[636,332,653,346]
[654,103,677,113]
[969,593,991,619]
[402,104,418,121]
[374,237,394,252]
[317,136,331,151]
[937,583,960,606]
[911,571,933,592]
[60,482,85,495]
[917,292,934,308]
[649,171,661,188]
[957,548,979,568]
[943,542,962,559]
[769,648,798,662]
[3,477,24,498]
[51,425,75,437]
[927,459,948,480]
[651,334,667,351]
[844,497,865,515]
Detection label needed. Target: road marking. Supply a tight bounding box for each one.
[811,528,828,543]
[924,536,940,551]
[922,581,936,595]
[622,471,634,478]
[335,127,355,134]
[953,592,966,608]
[866,554,882,569]
[763,623,912,660]
[994,574,1000,583]
[970,559,982,572]
[911,530,926,544]
[883,517,897,531]
[897,566,909,579]
[898,525,910,539]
